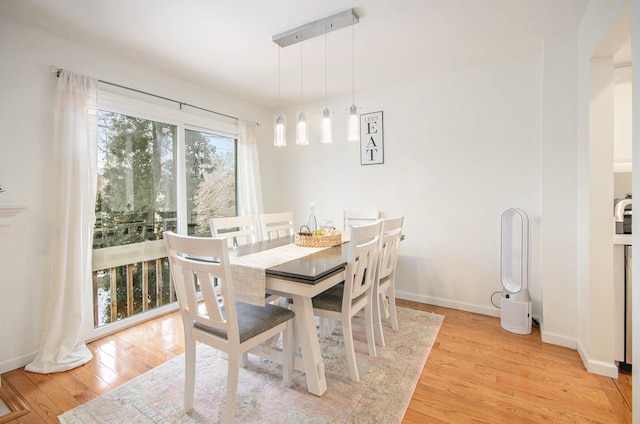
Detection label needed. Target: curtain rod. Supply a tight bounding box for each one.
[49,66,239,122]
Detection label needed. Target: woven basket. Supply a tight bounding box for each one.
[295,231,342,248]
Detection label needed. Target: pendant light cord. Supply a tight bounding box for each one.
[300,41,304,109]
[352,24,355,105]
[324,27,328,108]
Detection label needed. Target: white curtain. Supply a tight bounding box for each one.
[26,70,98,374]
[237,120,264,223]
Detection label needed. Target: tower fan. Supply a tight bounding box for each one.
[500,208,532,334]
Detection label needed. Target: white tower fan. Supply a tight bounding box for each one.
[500,208,532,334]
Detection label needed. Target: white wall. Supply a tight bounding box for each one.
[587,57,616,373]
[614,65,632,169]
[0,17,272,373]
[539,31,580,348]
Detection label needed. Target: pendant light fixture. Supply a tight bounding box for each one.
[347,24,359,141]
[274,48,286,147]
[296,40,309,145]
[320,27,332,144]
[272,9,359,147]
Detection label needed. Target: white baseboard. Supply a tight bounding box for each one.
[539,325,577,349]
[576,340,619,378]
[397,291,582,353]
[0,350,37,375]
[396,290,501,318]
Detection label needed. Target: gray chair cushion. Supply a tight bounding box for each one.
[312,282,367,313]
[195,302,295,343]
[311,284,345,313]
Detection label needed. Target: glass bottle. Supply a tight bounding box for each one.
[307,203,317,232]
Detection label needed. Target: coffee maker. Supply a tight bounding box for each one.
[615,194,632,235]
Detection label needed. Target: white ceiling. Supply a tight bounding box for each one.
[2,0,590,109]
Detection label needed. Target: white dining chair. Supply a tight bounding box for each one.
[259,211,294,241]
[163,232,295,423]
[343,210,380,233]
[322,209,379,337]
[311,220,383,383]
[372,216,404,347]
[209,215,258,248]
[209,215,282,305]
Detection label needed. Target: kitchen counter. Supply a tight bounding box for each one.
[614,234,632,245]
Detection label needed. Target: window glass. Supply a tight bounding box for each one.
[95,110,177,247]
[185,129,237,236]
[93,110,177,327]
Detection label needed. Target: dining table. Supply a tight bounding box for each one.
[227,235,348,396]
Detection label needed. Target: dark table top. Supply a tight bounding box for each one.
[229,235,348,285]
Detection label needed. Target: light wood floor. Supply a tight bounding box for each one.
[1,300,631,423]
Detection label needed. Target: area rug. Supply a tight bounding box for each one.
[59,307,443,423]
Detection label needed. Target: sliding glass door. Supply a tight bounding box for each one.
[89,94,237,338]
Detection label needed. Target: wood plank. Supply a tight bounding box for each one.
[617,368,632,409]
[1,370,61,423]
[0,379,30,424]
[399,301,632,423]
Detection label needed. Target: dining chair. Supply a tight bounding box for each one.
[321,211,378,337]
[372,216,404,347]
[343,210,380,233]
[163,231,295,423]
[259,211,294,241]
[210,214,288,305]
[209,215,258,248]
[311,220,383,383]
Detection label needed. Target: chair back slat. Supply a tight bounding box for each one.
[343,210,380,233]
[209,215,258,248]
[344,220,383,307]
[173,256,226,326]
[177,258,204,320]
[260,211,294,241]
[378,217,404,281]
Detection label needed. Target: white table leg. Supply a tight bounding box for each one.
[291,294,327,396]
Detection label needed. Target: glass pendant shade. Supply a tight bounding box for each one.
[347,104,359,141]
[320,108,332,143]
[296,111,309,145]
[274,114,286,147]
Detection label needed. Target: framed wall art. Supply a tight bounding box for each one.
[360,111,384,165]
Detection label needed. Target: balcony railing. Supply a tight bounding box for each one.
[92,239,175,328]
